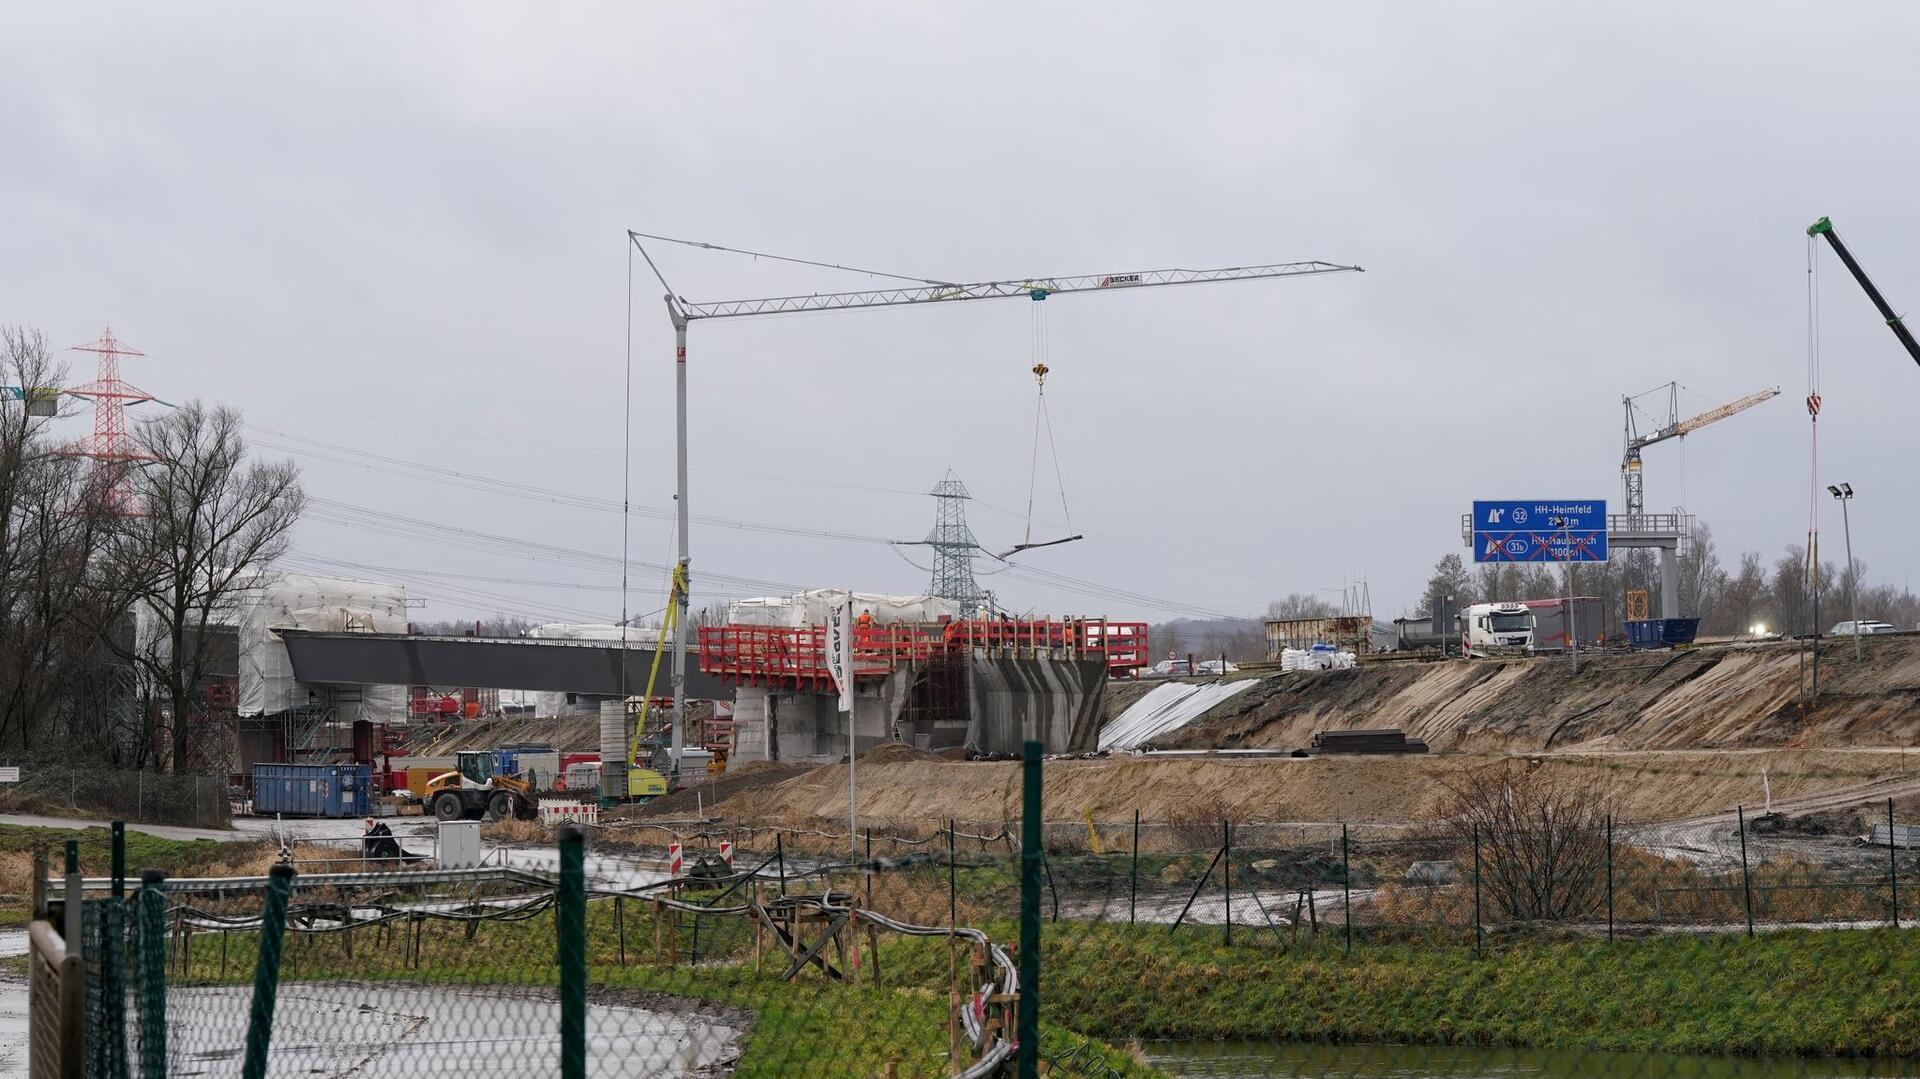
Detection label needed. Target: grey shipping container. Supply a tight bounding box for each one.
[251,763,372,818]
[1521,597,1606,652]
[517,751,561,791]
[1265,615,1373,659]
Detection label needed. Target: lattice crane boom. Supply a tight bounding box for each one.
[625,229,1363,783]
[662,258,1362,321]
[1667,387,1782,440]
[1621,382,1780,517]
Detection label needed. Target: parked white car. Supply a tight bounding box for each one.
[1830,620,1898,636]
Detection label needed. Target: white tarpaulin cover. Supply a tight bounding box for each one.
[1098,678,1263,752]
[525,622,663,640]
[1280,647,1357,672]
[526,623,663,717]
[238,573,409,717]
[727,589,961,628]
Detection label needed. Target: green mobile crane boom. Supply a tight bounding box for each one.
[1807,216,1920,370]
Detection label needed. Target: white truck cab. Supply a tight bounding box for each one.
[1459,602,1535,657]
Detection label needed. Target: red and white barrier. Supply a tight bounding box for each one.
[668,841,684,877]
[538,801,599,827]
[718,839,734,868]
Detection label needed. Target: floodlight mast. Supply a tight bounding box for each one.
[636,231,1363,778]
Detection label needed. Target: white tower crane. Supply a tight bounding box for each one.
[626,230,1363,779]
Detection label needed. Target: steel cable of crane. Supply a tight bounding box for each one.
[628,230,956,287]
[1017,303,1077,554]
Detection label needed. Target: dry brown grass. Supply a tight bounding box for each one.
[482,818,552,845]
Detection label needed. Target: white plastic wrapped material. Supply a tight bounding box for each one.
[1280,647,1356,673]
[727,590,961,628]
[237,572,409,717]
[525,622,663,641]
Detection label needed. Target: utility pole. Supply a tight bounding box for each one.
[1552,515,1578,674]
[627,231,1362,780]
[1830,483,1860,661]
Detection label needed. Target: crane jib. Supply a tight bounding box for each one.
[1808,216,1920,369]
[671,261,1363,320]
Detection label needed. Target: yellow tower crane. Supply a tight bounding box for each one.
[1621,383,1780,519]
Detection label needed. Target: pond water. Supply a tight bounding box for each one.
[1144,1042,1920,1078]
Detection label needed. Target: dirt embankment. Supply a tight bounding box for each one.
[1160,635,1920,753]
[708,746,1920,828]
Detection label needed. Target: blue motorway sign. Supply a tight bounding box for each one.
[1472,500,1608,563]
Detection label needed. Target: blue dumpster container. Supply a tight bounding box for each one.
[1623,618,1702,650]
[250,763,372,818]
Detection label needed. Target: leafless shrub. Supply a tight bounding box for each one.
[1441,762,1614,923]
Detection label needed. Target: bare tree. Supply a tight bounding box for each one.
[116,403,303,773]
[0,329,109,751]
[1678,522,1729,624]
[0,327,162,761]
[1266,593,1337,620]
[1443,763,1614,923]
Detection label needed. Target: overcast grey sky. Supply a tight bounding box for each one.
[4,3,1918,625]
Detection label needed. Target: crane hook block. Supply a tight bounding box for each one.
[1031,362,1049,387]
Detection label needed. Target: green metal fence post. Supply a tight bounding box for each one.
[1129,809,1139,926]
[558,824,587,1079]
[1017,740,1042,1079]
[1736,805,1755,938]
[1472,822,1482,955]
[1042,849,1059,924]
[137,870,167,1079]
[240,863,297,1079]
[61,841,80,959]
[1342,823,1353,956]
[1605,814,1615,942]
[104,821,129,1079]
[111,822,126,898]
[1890,798,1900,929]
[1222,819,1232,947]
[775,832,787,897]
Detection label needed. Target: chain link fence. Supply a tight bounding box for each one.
[0,764,230,828]
[28,758,1920,1077]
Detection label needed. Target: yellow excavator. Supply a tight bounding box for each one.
[424,750,539,822]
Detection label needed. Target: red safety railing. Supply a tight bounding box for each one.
[697,618,1150,688]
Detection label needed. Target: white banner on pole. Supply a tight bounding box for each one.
[825,597,856,714]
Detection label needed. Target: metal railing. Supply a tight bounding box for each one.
[1459,511,1692,545]
[698,617,1149,687]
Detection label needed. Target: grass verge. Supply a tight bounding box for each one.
[878,922,1920,1058]
[0,823,283,900]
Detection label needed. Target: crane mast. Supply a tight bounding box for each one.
[1621,382,1780,518]
[1807,217,1920,370]
[628,231,1363,784]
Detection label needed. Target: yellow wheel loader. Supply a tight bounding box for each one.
[424,750,538,822]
